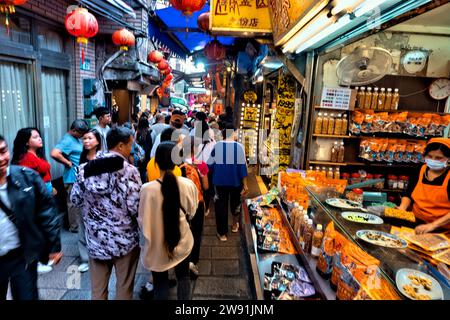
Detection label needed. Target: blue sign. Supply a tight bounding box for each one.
[80,59,91,71]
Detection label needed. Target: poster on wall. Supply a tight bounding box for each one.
[271,72,296,184]
[268,0,328,46]
[210,0,272,35]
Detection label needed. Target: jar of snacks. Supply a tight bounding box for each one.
[373,174,384,190]
[365,173,374,182]
[341,173,350,184]
[398,175,409,190]
[350,173,361,185]
[387,175,398,189]
[347,188,364,205]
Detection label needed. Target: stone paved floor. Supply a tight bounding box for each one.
[8,172,262,300]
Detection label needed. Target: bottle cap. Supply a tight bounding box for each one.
[394,88,399,92]
[381,88,385,91]
[387,88,392,92]
[318,112,322,116]
[374,87,379,91]
[367,87,372,91]
[317,224,323,231]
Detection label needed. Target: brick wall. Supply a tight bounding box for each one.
[22,0,149,119]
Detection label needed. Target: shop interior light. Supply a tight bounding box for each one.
[282,12,336,53]
[330,0,365,16]
[295,14,352,54]
[354,0,390,17]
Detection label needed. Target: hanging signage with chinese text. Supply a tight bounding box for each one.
[210,0,272,35]
[268,0,328,46]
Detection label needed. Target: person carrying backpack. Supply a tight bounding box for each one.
[180,136,209,277]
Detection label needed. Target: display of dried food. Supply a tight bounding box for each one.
[433,249,450,265]
[384,208,416,222]
[403,233,450,252]
[350,111,448,138]
[359,138,426,163]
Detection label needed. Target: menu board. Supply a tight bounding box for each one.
[320,87,356,110]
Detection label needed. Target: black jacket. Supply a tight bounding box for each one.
[6,165,61,264]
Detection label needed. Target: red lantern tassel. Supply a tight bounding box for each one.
[81,47,85,65]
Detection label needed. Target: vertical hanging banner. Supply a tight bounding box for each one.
[268,0,329,46]
[210,0,272,35]
[271,72,296,185]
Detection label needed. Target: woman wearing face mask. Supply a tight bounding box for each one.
[398,138,450,234]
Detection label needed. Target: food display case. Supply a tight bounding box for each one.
[303,185,450,300]
[244,171,450,300]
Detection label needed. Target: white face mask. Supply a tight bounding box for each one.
[425,158,448,170]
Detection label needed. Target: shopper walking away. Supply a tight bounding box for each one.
[181,137,209,278]
[94,107,111,152]
[136,117,153,182]
[70,127,142,300]
[12,128,58,274]
[0,135,61,300]
[50,120,88,233]
[208,124,248,241]
[151,113,169,144]
[139,142,198,300]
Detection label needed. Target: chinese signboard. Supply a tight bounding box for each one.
[210,0,272,35]
[268,0,328,46]
[271,72,296,184]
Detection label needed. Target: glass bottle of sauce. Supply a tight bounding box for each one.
[391,88,400,110]
[314,112,323,134]
[322,167,327,175]
[334,114,343,136]
[341,114,348,135]
[322,113,329,134]
[385,88,393,110]
[298,214,309,244]
[364,87,372,109]
[378,88,386,110]
[358,87,366,109]
[327,167,334,179]
[330,142,339,162]
[354,87,359,108]
[371,88,379,110]
[338,141,345,163]
[303,219,314,253]
[311,224,324,258]
[334,167,341,180]
[327,113,335,135]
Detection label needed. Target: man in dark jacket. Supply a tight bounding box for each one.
[0,135,61,300]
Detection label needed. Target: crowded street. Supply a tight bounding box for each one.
[1,0,450,307]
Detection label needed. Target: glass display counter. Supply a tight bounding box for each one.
[304,186,450,300]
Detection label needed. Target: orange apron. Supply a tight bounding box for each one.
[411,165,450,228]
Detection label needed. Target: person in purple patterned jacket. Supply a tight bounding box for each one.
[70,127,142,300]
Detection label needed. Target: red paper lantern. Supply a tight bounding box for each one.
[112,28,135,51]
[204,39,226,61]
[156,87,163,98]
[165,73,174,82]
[158,59,169,70]
[197,12,209,32]
[170,0,206,17]
[65,7,98,64]
[161,67,172,76]
[148,50,164,64]
[0,0,27,33]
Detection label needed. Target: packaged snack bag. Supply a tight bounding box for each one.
[350,111,365,135]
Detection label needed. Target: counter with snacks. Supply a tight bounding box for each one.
[303,184,450,300]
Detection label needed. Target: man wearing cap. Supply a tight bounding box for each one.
[150,110,189,158]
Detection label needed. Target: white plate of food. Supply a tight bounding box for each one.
[341,212,384,225]
[356,230,408,249]
[325,198,363,210]
[396,268,444,300]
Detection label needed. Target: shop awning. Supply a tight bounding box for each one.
[154,3,235,54]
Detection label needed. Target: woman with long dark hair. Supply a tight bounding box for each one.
[138,141,198,300]
[136,117,153,182]
[79,129,102,165]
[12,127,58,274]
[12,128,53,195]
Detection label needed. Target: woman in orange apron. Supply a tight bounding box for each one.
[398,138,450,234]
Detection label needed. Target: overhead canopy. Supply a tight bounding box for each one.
[155,3,235,54]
